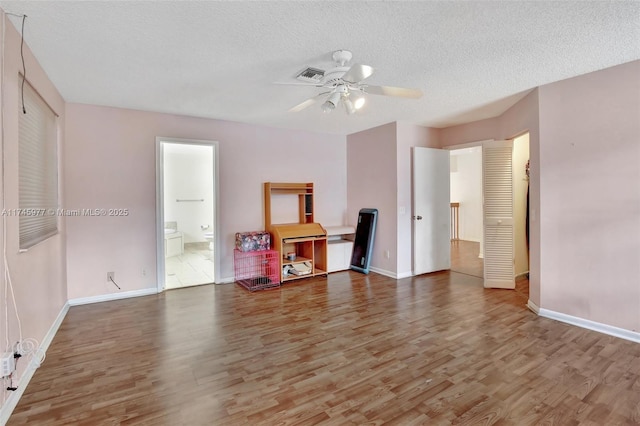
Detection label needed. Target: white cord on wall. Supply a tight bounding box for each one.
[1,11,41,402]
[1,8,10,403]
[16,338,44,368]
[1,8,9,353]
[1,10,26,350]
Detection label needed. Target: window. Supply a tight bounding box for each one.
[18,82,58,249]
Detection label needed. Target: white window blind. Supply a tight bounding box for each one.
[18,82,58,249]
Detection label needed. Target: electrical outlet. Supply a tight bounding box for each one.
[142,268,146,276]
[384,250,390,259]
[107,271,114,282]
[1,352,15,377]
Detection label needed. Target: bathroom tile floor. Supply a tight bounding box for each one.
[165,244,214,289]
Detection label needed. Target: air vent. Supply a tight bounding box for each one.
[296,67,324,83]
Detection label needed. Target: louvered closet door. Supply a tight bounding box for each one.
[483,140,515,289]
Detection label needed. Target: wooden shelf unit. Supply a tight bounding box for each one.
[264,182,314,228]
[264,183,327,283]
[271,223,327,282]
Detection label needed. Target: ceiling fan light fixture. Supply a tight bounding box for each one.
[353,96,365,110]
[321,101,334,113]
[321,91,342,113]
[344,98,355,115]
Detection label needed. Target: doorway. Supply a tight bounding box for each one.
[447,134,530,281]
[156,138,220,291]
[449,145,483,278]
[512,133,530,280]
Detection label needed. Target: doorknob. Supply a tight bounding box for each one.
[413,215,423,220]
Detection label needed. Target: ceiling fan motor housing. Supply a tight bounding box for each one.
[322,67,351,85]
[332,50,353,66]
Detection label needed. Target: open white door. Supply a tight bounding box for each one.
[483,140,515,288]
[413,147,451,275]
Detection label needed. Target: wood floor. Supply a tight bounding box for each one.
[8,271,640,425]
[450,240,483,278]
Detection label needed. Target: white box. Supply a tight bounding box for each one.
[325,226,356,273]
[1,352,15,377]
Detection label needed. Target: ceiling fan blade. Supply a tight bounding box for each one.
[341,64,374,83]
[288,92,329,112]
[289,98,318,112]
[363,85,423,99]
[274,81,323,87]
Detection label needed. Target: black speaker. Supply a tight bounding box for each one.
[350,208,378,274]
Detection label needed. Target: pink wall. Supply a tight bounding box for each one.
[0,14,67,407]
[347,123,398,274]
[538,60,640,332]
[64,104,346,299]
[439,116,499,147]
[346,122,441,277]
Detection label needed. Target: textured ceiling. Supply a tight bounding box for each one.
[1,1,639,135]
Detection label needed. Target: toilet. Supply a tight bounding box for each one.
[204,232,214,250]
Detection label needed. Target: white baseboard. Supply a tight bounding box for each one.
[526,299,540,314]
[217,276,235,284]
[68,288,157,306]
[372,268,454,280]
[396,271,413,279]
[536,306,640,344]
[0,301,70,426]
[369,266,398,279]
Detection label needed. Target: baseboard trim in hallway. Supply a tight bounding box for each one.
[68,288,158,306]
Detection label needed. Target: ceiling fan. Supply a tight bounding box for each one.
[279,50,423,114]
